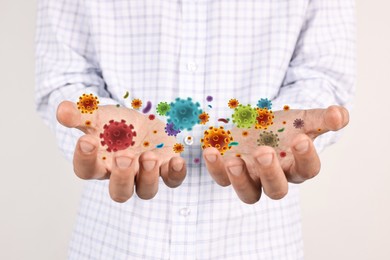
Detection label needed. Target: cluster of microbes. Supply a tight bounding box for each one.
[75,93,317,162]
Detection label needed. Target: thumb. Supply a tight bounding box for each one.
[56,101,83,129]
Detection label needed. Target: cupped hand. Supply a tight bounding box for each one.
[203,106,349,204]
[57,101,186,202]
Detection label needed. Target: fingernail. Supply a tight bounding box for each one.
[295,140,309,154]
[205,155,217,163]
[228,165,243,176]
[80,141,95,153]
[172,162,184,172]
[116,157,132,169]
[257,153,273,166]
[142,160,156,171]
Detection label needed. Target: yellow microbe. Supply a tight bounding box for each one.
[131,98,143,109]
[173,143,185,153]
[77,93,99,114]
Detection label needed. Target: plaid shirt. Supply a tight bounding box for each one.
[35,0,355,259]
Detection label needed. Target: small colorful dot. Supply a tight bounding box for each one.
[153,130,158,134]
[283,105,290,111]
[102,156,106,160]
[283,121,287,125]
[206,96,213,102]
[236,154,241,157]
[85,120,92,126]
[143,141,150,147]
[148,114,155,120]
[280,151,287,158]
[194,158,200,164]
[242,131,249,137]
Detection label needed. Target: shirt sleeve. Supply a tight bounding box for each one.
[35,0,117,161]
[272,0,356,153]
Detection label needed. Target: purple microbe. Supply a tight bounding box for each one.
[142,101,152,114]
[206,96,213,102]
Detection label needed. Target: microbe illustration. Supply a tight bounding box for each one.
[85,120,92,127]
[283,105,290,111]
[131,99,142,109]
[232,104,257,128]
[257,131,279,148]
[257,98,272,110]
[143,141,150,147]
[173,143,185,153]
[194,158,200,164]
[228,142,239,147]
[184,135,194,146]
[242,131,249,137]
[293,118,304,129]
[228,98,239,109]
[236,154,241,157]
[156,143,164,148]
[77,93,99,114]
[280,151,287,158]
[156,102,170,116]
[142,101,152,114]
[218,118,229,124]
[165,122,181,136]
[148,114,155,120]
[206,96,213,102]
[199,112,210,125]
[166,97,203,131]
[208,105,212,108]
[100,119,137,152]
[153,130,158,134]
[255,108,274,130]
[116,104,120,107]
[201,126,234,155]
[278,128,285,133]
[123,91,129,99]
[102,156,107,160]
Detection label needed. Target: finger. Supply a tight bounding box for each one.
[303,105,350,138]
[287,134,321,183]
[225,157,261,204]
[109,154,137,203]
[160,157,187,188]
[57,101,96,133]
[73,134,107,180]
[252,146,288,200]
[135,151,160,199]
[203,147,230,186]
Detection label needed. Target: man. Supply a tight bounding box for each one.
[35,0,355,259]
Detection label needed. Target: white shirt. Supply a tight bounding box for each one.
[35,0,355,259]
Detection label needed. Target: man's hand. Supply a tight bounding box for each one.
[57,101,186,202]
[203,106,349,204]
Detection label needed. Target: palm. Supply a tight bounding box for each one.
[77,105,179,174]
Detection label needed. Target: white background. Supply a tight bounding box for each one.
[1,0,389,259]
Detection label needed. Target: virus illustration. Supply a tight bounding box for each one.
[206,96,213,102]
[131,99,142,109]
[165,122,181,136]
[257,131,279,148]
[85,120,92,127]
[201,126,234,155]
[257,98,272,110]
[255,108,274,129]
[100,119,137,152]
[283,121,287,125]
[166,97,203,131]
[228,98,239,109]
[77,93,99,114]
[242,131,249,137]
[232,104,257,128]
[283,105,290,111]
[173,143,185,153]
[280,151,287,158]
[236,154,241,157]
[156,102,171,116]
[293,118,304,129]
[148,114,155,120]
[153,130,158,134]
[143,141,150,147]
[198,112,210,125]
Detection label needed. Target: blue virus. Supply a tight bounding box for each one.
[166,97,203,131]
[257,98,272,110]
[165,122,181,136]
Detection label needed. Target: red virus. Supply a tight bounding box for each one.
[280,151,287,158]
[100,119,137,152]
[255,108,274,129]
[148,114,156,120]
[77,93,99,114]
[201,126,233,155]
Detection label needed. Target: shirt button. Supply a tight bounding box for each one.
[179,207,191,216]
[186,62,198,72]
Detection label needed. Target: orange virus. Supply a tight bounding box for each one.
[131,99,142,109]
[173,143,185,153]
[255,108,274,129]
[153,130,158,134]
[201,126,233,155]
[228,98,239,109]
[242,131,249,137]
[143,141,150,147]
[85,120,92,127]
[283,105,290,111]
[77,93,99,114]
[283,121,287,125]
[198,112,210,125]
